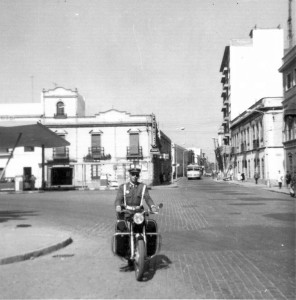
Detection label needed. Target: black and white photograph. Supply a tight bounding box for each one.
[0,0,295,299]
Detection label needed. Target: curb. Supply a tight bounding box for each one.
[214,179,292,196]
[0,237,73,265]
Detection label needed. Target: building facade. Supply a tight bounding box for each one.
[218,27,284,175]
[0,87,171,189]
[230,97,284,185]
[279,45,296,176]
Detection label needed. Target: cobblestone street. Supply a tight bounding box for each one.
[0,178,295,299]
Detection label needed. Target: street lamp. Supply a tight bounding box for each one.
[180,127,187,177]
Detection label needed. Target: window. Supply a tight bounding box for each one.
[286,73,292,90]
[129,133,139,154]
[260,121,263,141]
[55,134,67,156]
[0,148,8,153]
[247,128,249,145]
[56,101,65,116]
[24,146,34,152]
[91,165,100,179]
[91,134,101,148]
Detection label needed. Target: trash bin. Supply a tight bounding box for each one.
[15,176,23,191]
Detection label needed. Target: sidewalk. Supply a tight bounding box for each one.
[0,221,72,265]
[215,177,292,196]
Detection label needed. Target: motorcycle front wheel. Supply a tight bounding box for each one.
[134,239,145,281]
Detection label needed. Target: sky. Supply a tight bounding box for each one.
[0,0,289,161]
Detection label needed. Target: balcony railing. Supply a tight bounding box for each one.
[54,113,67,119]
[83,147,111,161]
[127,146,143,160]
[53,147,69,160]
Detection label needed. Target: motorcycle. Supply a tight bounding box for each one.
[112,203,163,281]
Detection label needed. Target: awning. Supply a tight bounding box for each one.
[0,121,70,148]
[0,121,70,186]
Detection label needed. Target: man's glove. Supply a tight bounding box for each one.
[151,205,157,213]
[116,205,122,213]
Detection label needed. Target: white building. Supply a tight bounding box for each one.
[218,27,284,175]
[0,87,172,189]
[221,27,284,123]
[230,97,284,185]
[279,45,296,176]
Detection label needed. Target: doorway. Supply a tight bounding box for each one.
[23,167,32,190]
[51,167,73,186]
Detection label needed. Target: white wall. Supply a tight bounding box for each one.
[230,29,284,121]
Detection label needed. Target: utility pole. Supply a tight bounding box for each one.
[212,137,218,172]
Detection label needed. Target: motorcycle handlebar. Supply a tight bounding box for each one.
[120,203,163,215]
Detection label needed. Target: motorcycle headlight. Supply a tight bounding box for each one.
[133,213,144,224]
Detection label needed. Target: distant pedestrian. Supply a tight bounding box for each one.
[290,173,296,197]
[254,172,259,184]
[241,173,245,182]
[285,171,292,188]
[30,174,36,190]
[277,171,283,189]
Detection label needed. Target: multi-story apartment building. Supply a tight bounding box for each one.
[218,27,284,175]
[230,97,283,185]
[0,87,172,189]
[279,45,296,176]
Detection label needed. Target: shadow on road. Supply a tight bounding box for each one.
[264,213,296,222]
[142,254,172,281]
[0,210,38,223]
[119,254,172,282]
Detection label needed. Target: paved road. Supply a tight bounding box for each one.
[0,177,295,299]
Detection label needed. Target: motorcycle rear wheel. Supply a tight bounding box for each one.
[134,239,145,281]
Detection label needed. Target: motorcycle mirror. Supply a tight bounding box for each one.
[158,203,163,209]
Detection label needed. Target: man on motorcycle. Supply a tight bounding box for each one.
[115,165,158,218]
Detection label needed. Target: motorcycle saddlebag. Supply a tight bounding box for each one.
[146,219,160,257]
[113,220,130,258]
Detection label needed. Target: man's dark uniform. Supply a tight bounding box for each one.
[115,181,155,216]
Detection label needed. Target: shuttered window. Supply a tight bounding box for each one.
[91,134,101,148]
[56,134,66,154]
[129,133,139,154]
[56,101,65,116]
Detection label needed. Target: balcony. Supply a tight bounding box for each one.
[54,113,67,119]
[223,83,229,90]
[53,147,69,160]
[222,66,228,75]
[83,147,111,161]
[221,104,227,112]
[127,146,143,160]
[253,139,259,149]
